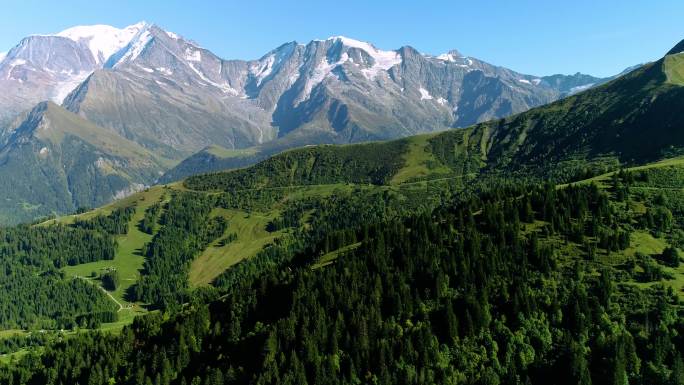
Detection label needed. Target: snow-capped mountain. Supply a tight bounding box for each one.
[0,22,612,152]
[58,27,612,157]
[0,22,624,223]
[61,24,276,158]
[0,22,150,133]
[56,22,148,65]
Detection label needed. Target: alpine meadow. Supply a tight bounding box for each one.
[0,3,684,385]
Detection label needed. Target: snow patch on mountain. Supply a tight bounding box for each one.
[297,58,337,104]
[436,53,459,62]
[294,37,402,104]
[156,67,173,76]
[56,22,147,64]
[109,28,152,68]
[435,53,475,71]
[4,59,28,80]
[329,36,401,80]
[185,48,201,62]
[10,58,27,66]
[250,54,276,86]
[0,52,6,62]
[249,43,299,89]
[419,87,433,100]
[187,61,239,96]
[296,51,351,105]
[50,70,92,103]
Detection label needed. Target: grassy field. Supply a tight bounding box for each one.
[188,182,366,285]
[624,231,668,257]
[311,242,361,270]
[205,145,258,158]
[561,156,684,189]
[97,307,154,333]
[0,348,33,365]
[390,134,452,185]
[0,330,28,339]
[189,208,284,286]
[61,187,170,313]
[664,52,684,85]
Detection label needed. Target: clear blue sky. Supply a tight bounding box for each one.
[1,0,682,77]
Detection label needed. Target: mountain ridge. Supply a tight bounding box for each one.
[0,22,639,223]
[0,101,168,223]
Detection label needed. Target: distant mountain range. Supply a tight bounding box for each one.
[0,22,634,223]
[182,38,684,195]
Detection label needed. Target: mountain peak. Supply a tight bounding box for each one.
[436,49,464,62]
[54,22,150,64]
[325,36,396,54]
[666,39,684,56]
[104,24,157,68]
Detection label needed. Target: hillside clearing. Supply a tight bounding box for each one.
[189,208,284,286]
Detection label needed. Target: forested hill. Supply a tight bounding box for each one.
[477,49,684,170]
[4,156,684,384]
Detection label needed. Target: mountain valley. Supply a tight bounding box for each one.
[0,13,682,384]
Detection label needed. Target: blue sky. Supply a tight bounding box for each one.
[1,0,682,77]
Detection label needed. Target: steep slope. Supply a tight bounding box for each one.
[0,102,167,224]
[0,23,147,133]
[63,25,275,158]
[477,49,684,171]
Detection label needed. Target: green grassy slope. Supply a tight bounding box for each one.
[61,187,168,303]
[664,52,684,85]
[421,48,684,183]
[188,208,282,286]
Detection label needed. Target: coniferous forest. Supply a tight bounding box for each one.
[2,164,684,384]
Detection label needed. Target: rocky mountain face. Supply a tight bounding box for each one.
[1,23,611,154]
[0,23,147,135]
[0,22,619,222]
